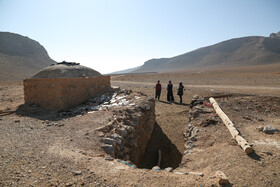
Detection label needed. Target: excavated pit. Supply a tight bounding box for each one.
[93,89,183,170]
[138,122,183,169]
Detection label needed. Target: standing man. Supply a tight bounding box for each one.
[167,80,174,101]
[177,82,184,104]
[155,80,162,101]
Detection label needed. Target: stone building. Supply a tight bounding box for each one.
[23,62,110,110]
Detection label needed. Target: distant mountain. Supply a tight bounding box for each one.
[130,32,280,73]
[0,32,56,81]
[109,66,141,75]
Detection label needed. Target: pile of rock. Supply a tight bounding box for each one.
[95,91,156,166]
[57,87,133,116]
[183,96,218,154]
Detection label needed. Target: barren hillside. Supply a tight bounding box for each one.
[132,32,280,73]
[0,32,55,81]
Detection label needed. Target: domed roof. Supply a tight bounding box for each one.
[32,61,101,78]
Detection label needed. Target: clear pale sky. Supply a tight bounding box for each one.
[0,0,279,74]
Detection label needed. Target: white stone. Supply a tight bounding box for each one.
[152,166,160,171]
[164,167,173,172]
[100,138,116,147]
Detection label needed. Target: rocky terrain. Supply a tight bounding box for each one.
[1,66,280,186]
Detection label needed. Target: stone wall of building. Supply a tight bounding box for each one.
[23,76,110,110]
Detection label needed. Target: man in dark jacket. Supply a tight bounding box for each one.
[177,82,184,104]
[167,80,174,101]
[155,80,162,100]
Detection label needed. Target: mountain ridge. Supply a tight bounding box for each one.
[129,32,280,73]
[0,32,56,81]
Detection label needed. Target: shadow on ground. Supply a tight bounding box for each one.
[172,102,188,106]
[138,122,182,169]
[16,104,63,121]
[248,152,262,161]
[158,100,188,106]
[157,100,171,105]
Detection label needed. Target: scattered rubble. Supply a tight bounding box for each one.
[93,89,156,166]
[184,96,218,154]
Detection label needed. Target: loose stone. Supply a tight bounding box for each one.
[152,166,160,171]
[116,128,128,137]
[73,171,82,176]
[164,167,173,172]
[110,133,123,145]
[101,145,115,157]
[263,125,279,134]
[100,138,117,147]
[257,126,264,131]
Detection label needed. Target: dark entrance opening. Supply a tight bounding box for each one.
[138,122,183,169]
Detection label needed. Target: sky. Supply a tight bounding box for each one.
[0,0,280,74]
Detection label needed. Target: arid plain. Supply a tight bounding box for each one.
[1,64,280,186]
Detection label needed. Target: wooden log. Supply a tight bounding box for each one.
[227,125,239,138]
[209,97,254,154]
[236,135,254,154]
[215,171,229,185]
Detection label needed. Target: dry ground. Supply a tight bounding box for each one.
[0,67,280,186]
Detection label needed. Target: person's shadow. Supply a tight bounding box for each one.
[157,100,172,104]
[157,100,188,106]
[172,102,188,106]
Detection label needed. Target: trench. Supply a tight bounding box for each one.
[137,122,183,169]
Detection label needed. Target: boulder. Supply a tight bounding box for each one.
[263,125,280,134]
[101,145,115,157]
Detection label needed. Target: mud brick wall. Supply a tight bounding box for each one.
[23,76,110,110]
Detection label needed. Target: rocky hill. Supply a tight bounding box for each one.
[133,32,280,73]
[0,32,55,81]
